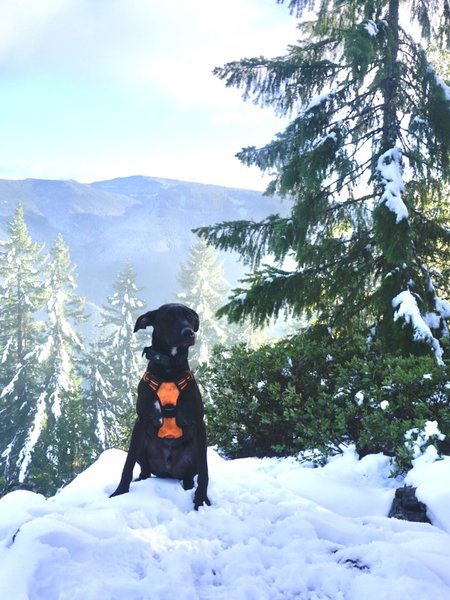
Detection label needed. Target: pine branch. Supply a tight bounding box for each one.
[194,216,293,268]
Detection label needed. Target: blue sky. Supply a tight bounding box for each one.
[0,0,298,190]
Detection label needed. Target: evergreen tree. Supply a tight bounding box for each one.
[82,339,116,452]
[177,239,229,365]
[95,262,145,448]
[0,206,47,492]
[24,234,89,494]
[196,0,450,361]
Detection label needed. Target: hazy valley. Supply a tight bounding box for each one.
[0,175,288,309]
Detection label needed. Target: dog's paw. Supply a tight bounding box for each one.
[109,486,129,498]
[194,492,211,510]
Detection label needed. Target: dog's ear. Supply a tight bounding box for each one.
[189,308,200,332]
[134,310,158,332]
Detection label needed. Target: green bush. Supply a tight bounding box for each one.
[331,350,450,470]
[199,329,450,471]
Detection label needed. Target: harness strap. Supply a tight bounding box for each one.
[143,370,193,439]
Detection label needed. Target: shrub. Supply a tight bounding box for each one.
[200,329,450,471]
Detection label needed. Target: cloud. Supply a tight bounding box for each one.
[0,0,72,64]
[0,0,298,188]
[1,0,298,130]
[0,0,297,89]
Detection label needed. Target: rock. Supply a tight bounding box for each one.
[388,486,431,524]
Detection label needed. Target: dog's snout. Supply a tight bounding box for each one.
[181,326,195,340]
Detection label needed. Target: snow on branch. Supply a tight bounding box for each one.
[428,65,450,102]
[376,147,408,223]
[436,297,450,319]
[302,86,337,115]
[363,20,379,37]
[17,392,47,483]
[392,290,444,365]
[435,75,450,102]
[0,367,23,399]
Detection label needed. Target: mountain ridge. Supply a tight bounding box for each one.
[0,175,288,307]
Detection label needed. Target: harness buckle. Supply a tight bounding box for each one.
[161,404,177,418]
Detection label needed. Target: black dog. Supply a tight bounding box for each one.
[110,303,210,509]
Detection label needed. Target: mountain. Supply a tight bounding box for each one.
[0,176,289,307]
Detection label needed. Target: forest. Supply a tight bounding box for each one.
[0,207,235,496]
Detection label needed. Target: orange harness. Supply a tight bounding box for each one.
[143,370,193,439]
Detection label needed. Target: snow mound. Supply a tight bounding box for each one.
[1,448,450,599]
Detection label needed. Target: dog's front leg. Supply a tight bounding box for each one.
[110,419,144,497]
[194,423,211,510]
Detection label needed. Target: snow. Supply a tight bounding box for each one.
[0,368,22,399]
[314,131,338,148]
[354,391,364,406]
[37,336,53,364]
[303,87,336,114]
[376,147,408,223]
[436,297,450,318]
[434,74,450,102]
[17,392,47,483]
[404,421,446,460]
[392,290,444,364]
[425,311,442,330]
[364,20,379,37]
[1,447,450,599]
[1,336,13,364]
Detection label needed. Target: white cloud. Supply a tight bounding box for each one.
[0,0,297,81]
[0,0,72,63]
[0,0,298,188]
[1,0,297,119]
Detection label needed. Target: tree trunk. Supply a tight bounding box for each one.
[374,0,414,352]
[381,0,400,152]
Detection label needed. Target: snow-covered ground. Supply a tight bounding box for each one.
[1,447,450,600]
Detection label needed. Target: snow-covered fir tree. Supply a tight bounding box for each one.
[82,340,116,452]
[197,0,450,361]
[95,262,145,448]
[177,239,229,366]
[0,206,47,493]
[24,234,90,494]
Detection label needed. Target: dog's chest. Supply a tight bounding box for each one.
[144,370,194,438]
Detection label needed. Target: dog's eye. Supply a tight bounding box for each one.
[183,309,193,322]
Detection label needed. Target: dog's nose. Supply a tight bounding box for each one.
[181,327,195,341]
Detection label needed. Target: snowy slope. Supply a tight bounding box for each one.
[1,448,450,600]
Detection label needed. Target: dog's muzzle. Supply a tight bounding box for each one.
[181,327,195,346]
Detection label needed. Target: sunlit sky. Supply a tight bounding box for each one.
[0,0,299,190]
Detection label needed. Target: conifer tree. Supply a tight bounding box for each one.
[24,234,89,494]
[0,206,47,492]
[177,239,229,365]
[82,340,116,452]
[196,0,450,361]
[95,262,145,448]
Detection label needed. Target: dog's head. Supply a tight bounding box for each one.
[134,303,199,352]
